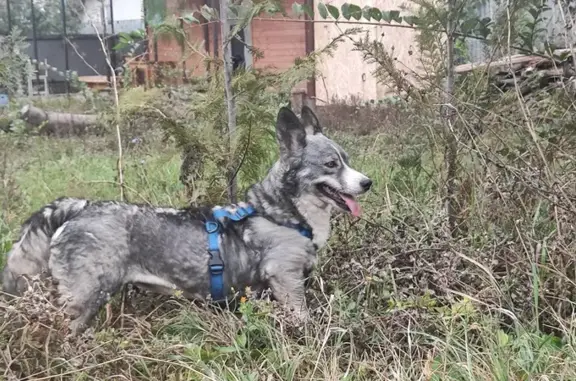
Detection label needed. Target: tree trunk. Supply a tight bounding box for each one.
[220,0,238,203]
[20,104,100,136]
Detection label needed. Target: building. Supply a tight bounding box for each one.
[146,0,314,97]
[146,0,422,103]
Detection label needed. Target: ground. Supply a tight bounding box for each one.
[1,96,576,380]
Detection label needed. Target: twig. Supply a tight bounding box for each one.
[82,1,128,329]
[443,0,458,235]
[64,37,101,76]
[83,5,125,202]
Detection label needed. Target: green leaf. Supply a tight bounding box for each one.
[403,15,418,26]
[215,346,237,353]
[235,332,247,348]
[477,23,491,39]
[362,6,372,21]
[292,2,303,16]
[381,10,392,23]
[317,2,329,19]
[182,13,199,24]
[341,3,351,20]
[496,330,509,347]
[292,3,313,18]
[369,7,382,21]
[389,10,401,22]
[201,4,216,21]
[460,17,479,34]
[540,334,563,350]
[301,3,314,18]
[348,4,362,20]
[528,7,540,21]
[130,30,145,39]
[480,17,492,26]
[228,5,239,17]
[326,4,340,19]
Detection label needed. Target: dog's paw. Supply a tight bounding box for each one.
[68,319,89,337]
[280,306,309,328]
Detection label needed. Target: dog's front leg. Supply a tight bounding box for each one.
[267,268,309,324]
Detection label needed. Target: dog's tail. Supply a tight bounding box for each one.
[2,197,90,296]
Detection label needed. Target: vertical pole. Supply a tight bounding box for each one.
[6,0,12,32]
[212,0,219,58]
[109,0,117,75]
[202,0,211,72]
[180,17,187,83]
[220,0,237,202]
[102,2,111,85]
[27,61,33,96]
[443,0,457,235]
[31,0,40,90]
[43,58,49,96]
[304,0,316,101]
[60,0,70,94]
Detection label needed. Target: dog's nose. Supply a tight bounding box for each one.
[360,178,372,191]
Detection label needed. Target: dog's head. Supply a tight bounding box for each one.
[275,106,372,217]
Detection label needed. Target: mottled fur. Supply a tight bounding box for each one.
[2,106,372,334]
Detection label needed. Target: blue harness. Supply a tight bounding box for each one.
[205,203,313,301]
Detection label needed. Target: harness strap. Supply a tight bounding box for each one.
[205,220,224,301]
[205,203,313,302]
[282,221,313,240]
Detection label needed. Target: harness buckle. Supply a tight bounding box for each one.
[206,221,219,234]
[210,263,224,275]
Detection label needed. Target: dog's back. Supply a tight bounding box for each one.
[2,197,91,295]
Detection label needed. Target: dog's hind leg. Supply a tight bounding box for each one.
[49,219,129,335]
[53,261,124,335]
[64,287,120,335]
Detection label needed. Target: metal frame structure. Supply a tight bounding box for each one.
[3,0,119,94]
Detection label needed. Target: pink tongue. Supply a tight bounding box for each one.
[341,195,362,217]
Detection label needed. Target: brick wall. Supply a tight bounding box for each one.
[150,0,209,76]
[251,1,307,90]
[149,0,308,89]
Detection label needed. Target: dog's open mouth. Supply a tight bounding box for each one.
[316,183,362,217]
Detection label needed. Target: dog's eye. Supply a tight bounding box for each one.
[324,160,338,168]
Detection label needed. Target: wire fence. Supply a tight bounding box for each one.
[1,0,144,95]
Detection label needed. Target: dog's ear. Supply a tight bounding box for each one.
[301,105,322,135]
[276,107,307,158]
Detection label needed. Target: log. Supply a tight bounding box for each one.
[20,104,101,136]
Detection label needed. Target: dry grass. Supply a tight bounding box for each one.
[2,92,576,380]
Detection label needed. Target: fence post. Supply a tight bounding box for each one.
[30,0,40,86]
[27,60,33,97]
[6,0,12,32]
[60,0,70,94]
[43,59,49,96]
[290,90,305,113]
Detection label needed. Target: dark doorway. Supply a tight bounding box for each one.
[231,27,245,71]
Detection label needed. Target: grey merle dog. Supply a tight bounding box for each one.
[1,106,372,335]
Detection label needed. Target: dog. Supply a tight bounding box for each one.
[1,106,372,334]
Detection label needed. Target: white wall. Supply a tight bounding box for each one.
[112,0,143,21]
[314,0,420,103]
[79,0,143,34]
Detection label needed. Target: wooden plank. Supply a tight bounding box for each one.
[78,75,109,84]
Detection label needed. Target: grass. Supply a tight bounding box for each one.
[2,98,576,381]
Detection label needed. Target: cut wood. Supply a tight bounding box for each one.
[453,48,576,98]
[20,104,101,135]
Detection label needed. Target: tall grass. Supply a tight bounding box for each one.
[2,92,576,379]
